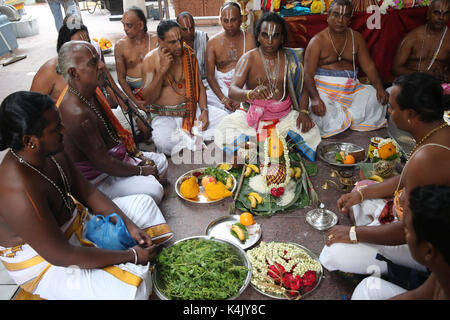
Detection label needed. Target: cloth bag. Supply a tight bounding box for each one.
[85,213,137,250]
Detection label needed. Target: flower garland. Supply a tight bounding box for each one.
[247,242,322,298]
[261,132,291,189]
[378,0,429,14]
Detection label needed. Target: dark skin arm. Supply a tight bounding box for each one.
[142,48,170,105]
[61,106,157,178]
[328,148,450,246]
[354,32,389,105]
[304,36,327,117]
[0,155,155,268]
[392,36,416,77]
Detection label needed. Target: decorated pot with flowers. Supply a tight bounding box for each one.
[371,138,402,178]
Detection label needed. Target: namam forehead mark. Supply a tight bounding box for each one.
[165,28,182,41]
[179,16,194,28]
[221,5,239,20]
[331,4,350,17]
[262,21,279,41]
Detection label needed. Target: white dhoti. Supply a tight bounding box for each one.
[206,69,235,114]
[311,69,387,138]
[319,192,427,275]
[214,108,322,162]
[151,105,229,156]
[94,150,168,204]
[351,276,407,300]
[111,107,149,136]
[0,194,173,300]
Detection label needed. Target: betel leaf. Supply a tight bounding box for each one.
[335,152,343,163]
[230,223,249,242]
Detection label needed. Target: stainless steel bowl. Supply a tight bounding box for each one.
[152,236,252,300]
[175,167,237,204]
[318,142,367,167]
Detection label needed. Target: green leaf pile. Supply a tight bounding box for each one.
[155,239,249,300]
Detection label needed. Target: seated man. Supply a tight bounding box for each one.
[177,11,209,82]
[214,12,322,161]
[57,41,168,204]
[115,7,158,109]
[303,0,389,138]
[0,91,172,299]
[319,73,450,285]
[141,20,228,156]
[205,2,256,113]
[352,185,450,300]
[392,0,449,84]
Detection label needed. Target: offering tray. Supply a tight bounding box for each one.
[175,167,237,204]
[318,142,367,167]
[247,241,323,299]
[152,236,252,300]
[205,215,262,250]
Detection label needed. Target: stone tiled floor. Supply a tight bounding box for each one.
[0,2,388,300]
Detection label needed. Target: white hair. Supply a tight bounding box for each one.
[57,41,96,83]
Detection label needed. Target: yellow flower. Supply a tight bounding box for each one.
[310,0,325,13]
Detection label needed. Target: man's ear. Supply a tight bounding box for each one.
[68,67,78,80]
[423,242,439,264]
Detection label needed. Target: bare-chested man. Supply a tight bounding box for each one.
[392,0,450,83]
[304,0,389,138]
[0,91,172,299]
[56,41,168,204]
[177,11,209,81]
[141,20,228,156]
[114,7,158,109]
[205,2,256,113]
[214,12,322,161]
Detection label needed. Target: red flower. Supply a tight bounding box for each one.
[270,187,285,197]
[302,270,316,287]
[282,273,303,291]
[267,263,285,280]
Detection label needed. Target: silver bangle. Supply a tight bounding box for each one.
[130,247,138,264]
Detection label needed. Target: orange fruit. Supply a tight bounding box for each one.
[268,131,284,159]
[343,154,356,164]
[378,142,396,159]
[240,212,254,226]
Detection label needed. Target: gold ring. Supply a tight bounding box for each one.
[327,234,334,240]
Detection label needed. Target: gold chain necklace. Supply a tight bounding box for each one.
[68,86,121,144]
[11,150,73,211]
[408,122,448,159]
[328,28,348,62]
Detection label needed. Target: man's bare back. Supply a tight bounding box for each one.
[30,57,67,102]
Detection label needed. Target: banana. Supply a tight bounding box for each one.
[247,164,260,174]
[340,151,346,160]
[244,166,252,177]
[294,167,302,179]
[369,175,384,182]
[248,195,257,208]
[231,225,245,241]
[225,175,233,190]
[218,163,232,171]
[248,192,263,204]
[288,167,295,178]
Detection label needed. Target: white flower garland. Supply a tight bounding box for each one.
[261,132,291,189]
[247,242,322,296]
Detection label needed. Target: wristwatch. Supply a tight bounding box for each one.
[349,226,358,244]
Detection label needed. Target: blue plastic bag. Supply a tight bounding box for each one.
[85,213,137,250]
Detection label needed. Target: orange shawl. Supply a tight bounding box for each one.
[181,43,200,133]
[56,85,137,155]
